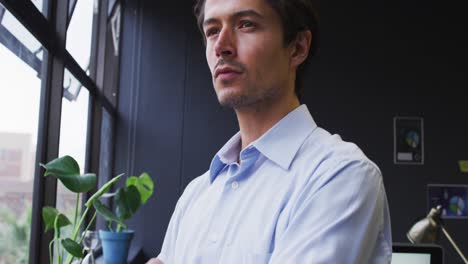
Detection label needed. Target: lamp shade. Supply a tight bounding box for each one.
[407,205,468,264]
[407,205,442,243]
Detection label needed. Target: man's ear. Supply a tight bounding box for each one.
[289,30,312,69]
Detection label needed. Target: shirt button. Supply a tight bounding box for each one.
[231,181,239,189]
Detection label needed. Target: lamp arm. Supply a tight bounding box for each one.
[441,227,468,264]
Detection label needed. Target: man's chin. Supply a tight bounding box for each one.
[217,94,255,109]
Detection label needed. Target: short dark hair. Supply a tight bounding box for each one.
[194,0,319,100]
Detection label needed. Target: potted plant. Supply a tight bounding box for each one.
[40,155,122,264]
[39,155,154,264]
[92,172,154,264]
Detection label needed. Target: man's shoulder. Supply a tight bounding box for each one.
[296,127,382,181]
[181,171,210,197]
[171,171,211,215]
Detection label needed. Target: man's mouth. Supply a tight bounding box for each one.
[214,67,243,79]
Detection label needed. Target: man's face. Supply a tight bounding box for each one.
[203,0,293,109]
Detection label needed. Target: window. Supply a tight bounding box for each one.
[66,0,95,73]
[0,0,121,262]
[56,68,90,236]
[0,4,44,262]
[30,0,48,17]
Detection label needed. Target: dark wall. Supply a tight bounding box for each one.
[304,1,468,263]
[116,0,468,262]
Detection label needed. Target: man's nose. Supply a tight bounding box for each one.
[214,28,236,58]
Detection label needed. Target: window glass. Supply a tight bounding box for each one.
[56,68,89,240]
[0,4,43,263]
[30,0,47,16]
[66,0,95,72]
[0,4,43,68]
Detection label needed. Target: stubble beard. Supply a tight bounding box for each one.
[215,80,282,110]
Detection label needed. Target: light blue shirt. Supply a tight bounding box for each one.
[158,105,392,264]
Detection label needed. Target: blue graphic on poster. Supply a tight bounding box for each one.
[405,131,420,149]
[394,117,424,164]
[427,184,468,218]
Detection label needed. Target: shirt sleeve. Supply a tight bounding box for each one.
[269,160,392,264]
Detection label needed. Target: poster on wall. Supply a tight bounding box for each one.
[427,184,468,219]
[394,116,424,165]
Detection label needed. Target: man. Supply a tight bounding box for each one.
[148,0,392,263]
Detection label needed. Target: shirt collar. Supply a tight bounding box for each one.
[209,104,317,183]
[209,132,242,183]
[253,104,317,170]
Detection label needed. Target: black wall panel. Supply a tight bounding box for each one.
[116,0,196,257]
[116,0,468,262]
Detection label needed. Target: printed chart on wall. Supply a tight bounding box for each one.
[394,117,424,165]
[427,184,468,219]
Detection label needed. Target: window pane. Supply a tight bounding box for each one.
[0,4,43,69]
[56,68,89,244]
[59,69,89,172]
[30,0,47,16]
[66,0,95,72]
[0,5,44,263]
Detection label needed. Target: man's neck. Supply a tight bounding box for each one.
[235,94,300,150]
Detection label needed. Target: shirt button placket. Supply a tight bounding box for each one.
[231,181,239,190]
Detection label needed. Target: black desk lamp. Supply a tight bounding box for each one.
[407,205,468,264]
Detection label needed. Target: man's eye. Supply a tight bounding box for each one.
[205,28,219,37]
[239,21,255,29]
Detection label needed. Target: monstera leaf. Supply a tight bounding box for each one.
[126,172,154,204]
[115,185,141,222]
[91,172,155,232]
[93,199,127,229]
[40,155,96,193]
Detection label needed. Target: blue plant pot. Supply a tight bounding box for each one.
[99,230,134,264]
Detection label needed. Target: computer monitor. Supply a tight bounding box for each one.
[392,243,443,264]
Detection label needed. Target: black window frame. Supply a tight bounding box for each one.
[0,0,120,263]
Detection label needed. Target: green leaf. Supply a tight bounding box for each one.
[115,186,141,222]
[85,173,124,207]
[42,207,71,233]
[126,172,154,204]
[58,173,97,193]
[62,238,84,258]
[93,200,127,229]
[40,155,80,177]
[40,156,97,193]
